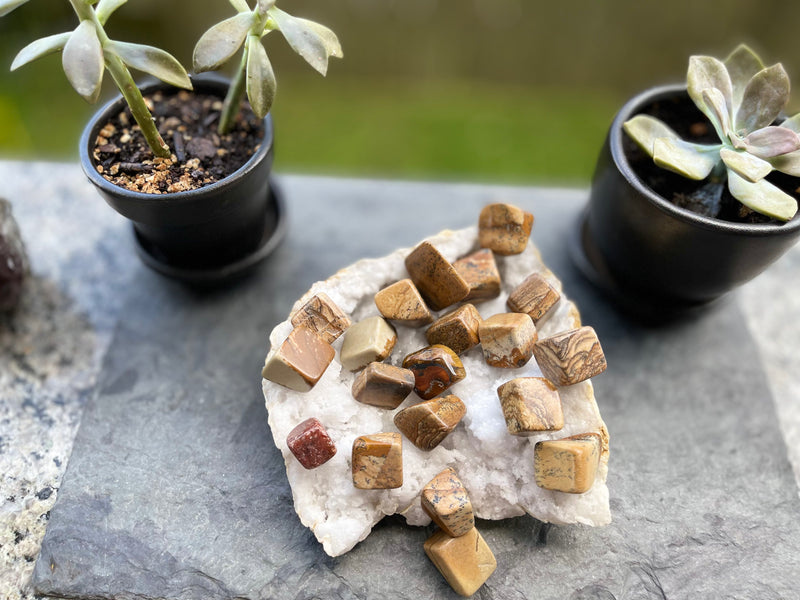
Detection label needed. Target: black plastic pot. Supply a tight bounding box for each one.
[577,84,800,314]
[80,75,286,284]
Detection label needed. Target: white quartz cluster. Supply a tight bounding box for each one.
[262,226,610,557]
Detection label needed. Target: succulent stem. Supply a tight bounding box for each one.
[218,45,249,136]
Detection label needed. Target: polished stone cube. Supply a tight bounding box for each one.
[534,433,601,494]
[261,326,336,392]
[532,326,607,386]
[421,467,474,537]
[290,292,351,344]
[340,316,397,371]
[507,273,560,323]
[478,203,534,255]
[404,241,470,311]
[478,312,537,368]
[351,432,403,489]
[425,304,482,355]
[497,377,563,435]
[393,395,466,450]
[352,362,416,409]
[286,417,337,469]
[452,248,501,302]
[424,527,496,597]
[402,345,466,400]
[374,278,433,327]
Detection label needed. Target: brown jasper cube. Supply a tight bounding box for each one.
[507,273,560,323]
[478,312,537,368]
[351,432,403,489]
[404,241,470,311]
[261,326,335,392]
[452,249,501,302]
[286,418,337,469]
[497,377,563,436]
[425,304,482,355]
[339,316,397,372]
[393,395,466,450]
[534,433,602,493]
[402,345,466,400]
[290,292,351,344]
[424,527,497,597]
[532,326,607,386]
[352,362,416,409]
[478,203,534,255]
[374,279,434,327]
[421,467,474,537]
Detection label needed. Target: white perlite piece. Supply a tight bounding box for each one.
[263,226,610,557]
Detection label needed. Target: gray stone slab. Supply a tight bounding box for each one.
[32,177,800,599]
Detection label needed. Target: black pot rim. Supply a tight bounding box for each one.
[78,73,274,207]
[611,83,800,238]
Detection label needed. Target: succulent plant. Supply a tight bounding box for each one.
[193,0,341,135]
[624,45,800,222]
[2,0,192,158]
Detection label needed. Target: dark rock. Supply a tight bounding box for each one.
[0,198,29,311]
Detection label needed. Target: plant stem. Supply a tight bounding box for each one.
[218,46,249,136]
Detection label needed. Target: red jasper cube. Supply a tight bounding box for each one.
[286,418,337,469]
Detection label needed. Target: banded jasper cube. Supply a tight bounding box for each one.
[352,362,416,409]
[351,432,403,489]
[404,241,470,311]
[421,467,474,536]
[532,326,607,386]
[340,316,397,372]
[534,433,602,494]
[374,279,433,327]
[497,377,563,435]
[286,418,337,469]
[261,326,335,392]
[507,273,560,323]
[393,395,466,450]
[402,345,466,400]
[425,304,482,355]
[478,313,537,368]
[452,249,501,302]
[478,203,534,255]
[424,527,497,597]
[290,292,351,344]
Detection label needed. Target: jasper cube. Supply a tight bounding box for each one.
[507,273,560,323]
[452,249,501,302]
[478,203,534,255]
[340,316,397,371]
[394,395,466,450]
[374,279,434,327]
[534,432,601,493]
[262,326,335,392]
[532,326,607,386]
[402,345,466,400]
[424,527,497,597]
[351,432,403,489]
[286,418,337,469]
[479,312,537,368]
[290,292,351,344]
[352,362,416,409]
[497,377,563,435]
[421,467,474,537]
[426,304,482,355]
[404,241,470,311]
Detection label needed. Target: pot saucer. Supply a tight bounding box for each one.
[133,182,287,286]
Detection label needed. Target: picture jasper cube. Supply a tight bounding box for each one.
[452,248,501,302]
[478,203,534,255]
[424,527,497,597]
[290,292,351,344]
[340,316,397,371]
[402,345,466,400]
[497,377,563,436]
[421,467,474,537]
[478,312,537,368]
[425,304,482,355]
[261,326,336,392]
[533,432,602,494]
[286,417,337,469]
[374,278,434,327]
[352,362,416,409]
[507,273,560,323]
[351,432,403,489]
[393,395,466,450]
[404,241,470,311]
[532,326,607,386]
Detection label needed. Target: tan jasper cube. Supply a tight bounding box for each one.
[261,326,335,392]
[393,395,466,450]
[425,304,482,355]
[534,432,601,494]
[290,292,351,344]
[497,377,564,435]
[421,467,474,537]
[424,527,497,597]
[374,278,434,327]
[351,362,416,409]
[351,432,403,489]
[452,248,501,302]
[479,312,537,368]
[478,203,534,255]
[340,316,397,372]
[532,326,607,386]
[507,273,560,323]
[404,241,470,311]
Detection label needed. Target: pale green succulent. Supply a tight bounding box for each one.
[2,0,192,158]
[624,45,800,222]
[193,0,342,135]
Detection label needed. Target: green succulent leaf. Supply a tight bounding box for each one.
[742,126,800,158]
[687,56,733,128]
[779,113,800,134]
[11,32,71,71]
[720,147,772,183]
[701,87,732,140]
[228,0,250,12]
[653,137,721,180]
[268,7,342,75]
[62,20,104,103]
[108,40,192,90]
[724,44,765,112]
[727,170,798,221]
[0,0,30,17]
[622,114,680,157]
[735,63,790,135]
[96,0,127,25]
[769,150,800,177]
[193,12,255,72]
[246,35,276,118]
